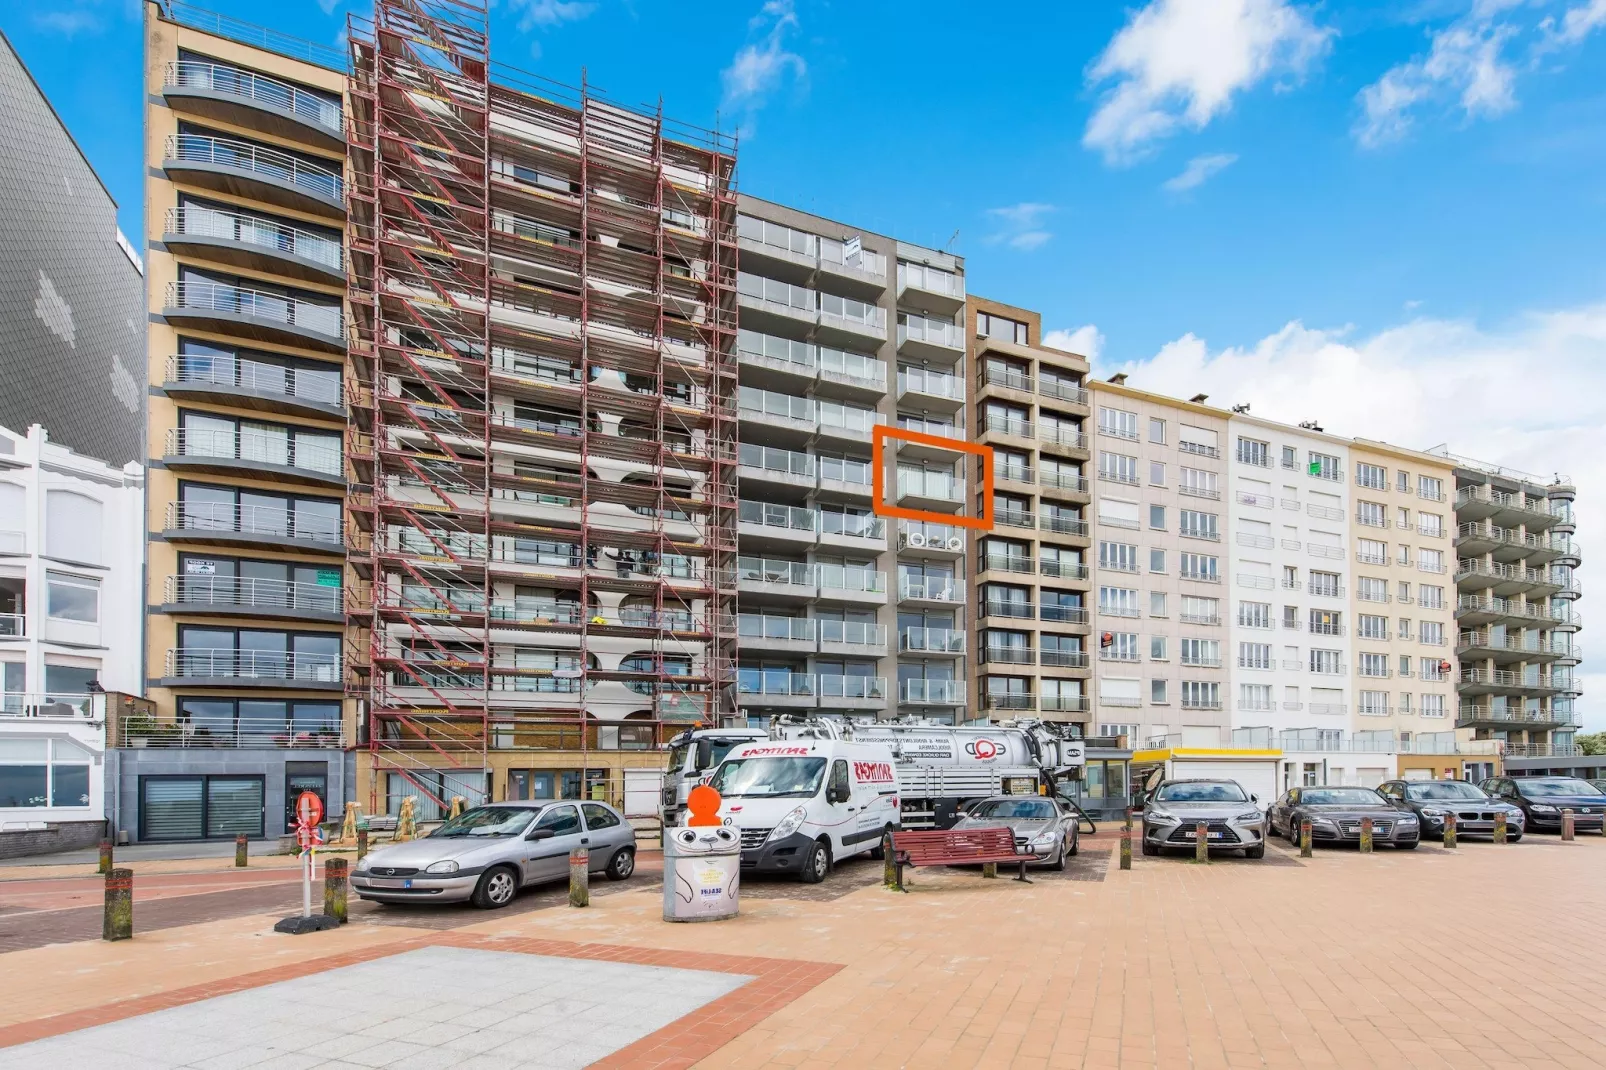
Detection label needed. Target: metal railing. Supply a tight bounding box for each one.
[165,354,340,407]
[164,575,340,614]
[490,600,582,626]
[166,280,343,339]
[166,205,341,270]
[164,501,343,545]
[1,693,91,718]
[165,649,341,682]
[165,133,342,200]
[160,3,347,69]
[1178,440,1220,459]
[166,427,342,477]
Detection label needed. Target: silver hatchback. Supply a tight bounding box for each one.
[351,801,637,909]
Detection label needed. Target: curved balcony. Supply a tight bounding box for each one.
[1454,560,1559,598]
[162,354,343,419]
[164,280,344,352]
[163,133,344,216]
[163,500,344,556]
[163,60,343,149]
[164,427,344,487]
[163,206,343,283]
[160,649,343,690]
[158,575,343,623]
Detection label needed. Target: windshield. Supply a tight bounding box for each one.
[667,743,690,774]
[969,799,1057,820]
[428,806,536,838]
[1406,782,1487,801]
[1154,782,1247,803]
[1301,788,1385,806]
[703,739,751,771]
[710,756,827,798]
[1519,778,1604,797]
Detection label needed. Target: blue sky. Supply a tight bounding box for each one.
[8,0,1606,727]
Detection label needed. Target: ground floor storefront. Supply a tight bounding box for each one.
[107,748,355,843]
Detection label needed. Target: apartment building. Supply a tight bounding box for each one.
[735,198,971,724]
[1447,454,1583,774]
[968,298,1092,728]
[137,0,355,841]
[1087,377,1230,748]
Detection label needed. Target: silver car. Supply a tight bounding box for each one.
[951,795,1080,869]
[351,801,637,909]
[1140,779,1267,859]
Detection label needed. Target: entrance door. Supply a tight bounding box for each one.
[509,770,556,801]
[284,762,328,834]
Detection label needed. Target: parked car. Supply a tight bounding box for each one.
[1478,776,1606,834]
[1267,786,1420,849]
[1139,779,1266,859]
[1590,780,1606,796]
[951,795,1080,869]
[351,801,637,909]
[1376,779,1525,840]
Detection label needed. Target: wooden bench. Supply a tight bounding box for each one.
[888,827,1031,890]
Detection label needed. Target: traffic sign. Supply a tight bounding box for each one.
[296,791,324,828]
[296,825,322,850]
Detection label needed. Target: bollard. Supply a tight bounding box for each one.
[98,839,113,876]
[235,834,248,868]
[1359,817,1374,854]
[1562,809,1575,841]
[569,848,589,907]
[1443,812,1457,849]
[982,862,998,879]
[323,858,348,924]
[103,868,133,942]
[1119,825,1132,871]
[356,826,369,863]
[882,832,901,891]
[1494,811,1507,844]
[1299,819,1312,858]
[1195,822,1209,863]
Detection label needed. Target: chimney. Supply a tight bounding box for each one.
[1108,373,1128,386]
[1189,393,1208,404]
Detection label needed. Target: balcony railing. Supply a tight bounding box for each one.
[165,354,340,407]
[737,558,815,588]
[984,415,1033,438]
[126,723,346,749]
[901,627,966,654]
[819,620,887,647]
[160,4,346,71]
[165,205,342,270]
[1038,376,1088,405]
[900,679,965,704]
[1040,604,1087,624]
[165,649,341,682]
[0,613,21,637]
[738,500,816,534]
[164,575,341,614]
[1040,650,1088,669]
[979,364,1033,393]
[983,599,1034,619]
[898,315,964,351]
[982,694,1036,712]
[166,280,343,339]
[164,501,343,546]
[1039,514,1087,537]
[818,675,888,700]
[896,471,965,502]
[1,693,92,718]
[1039,694,1090,713]
[166,133,343,201]
[900,576,959,602]
[166,427,342,477]
[817,565,886,594]
[738,615,817,642]
[737,671,815,697]
[899,368,964,400]
[738,443,815,480]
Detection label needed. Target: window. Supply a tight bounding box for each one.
[1356,500,1386,527]
[1282,565,1298,589]
[1359,690,1390,716]
[1099,541,1139,573]
[1308,609,1342,636]
[1237,438,1270,467]
[977,311,1028,344]
[0,738,93,808]
[1240,683,1272,710]
[1356,462,1387,490]
[1421,621,1444,645]
[1150,635,1168,660]
[1099,407,1139,440]
[1358,614,1389,640]
[1149,417,1167,444]
[1179,553,1218,581]
[1419,513,1443,537]
[1309,570,1342,597]
[45,490,103,565]
[1149,504,1166,530]
[1397,544,1410,566]
[1419,548,1444,573]
[1149,460,1166,486]
[1103,632,1139,661]
[1357,576,1388,602]
[1422,694,1446,718]
[1307,451,1342,481]
[1397,581,1411,602]
[1239,642,1273,669]
[1181,596,1219,624]
[1098,586,1140,617]
[1180,681,1220,709]
[1418,475,1443,501]
[1283,605,1299,629]
[1179,467,1218,499]
[1420,656,1448,681]
[1178,425,1219,458]
[1398,618,1412,641]
[1149,548,1167,574]
[1149,591,1168,617]
[1281,445,1297,469]
[1359,652,1390,677]
[1309,649,1343,674]
[1150,680,1168,704]
[1238,601,1272,629]
[1399,693,1412,715]
[1357,538,1387,564]
[1097,498,1139,529]
[46,574,99,623]
[1179,509,1219,540]
[1180,638,1219,667]
[1099,452,1139,484]
[139,774,265,840]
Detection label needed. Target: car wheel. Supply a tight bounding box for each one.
[1067,829,1079,857]
[1508,833,1523,843]
[1140,827,1159,856]
[604,846,636,881]
[1051,839,1067,871]
[799,838,831,884]
[471,865,519,909]
[868,826,893,860]
[1245,843,1265,859]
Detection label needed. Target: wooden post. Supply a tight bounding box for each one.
[356,826,369,862]
[881,832,901,891]
[103,868,132,941]
[1494,811,1507,844]
[1359,817,1374,853]
[323,858,348,924]
[1299,819,1312,858]
[981,862,998,879]
[1443,812,1456,849]
[569,848,590,907]
[1119,825,1132,870]
[1562,809,1575,841]
[1195,822,1209,863]
[235,834,248,868]
[97,839,113,876]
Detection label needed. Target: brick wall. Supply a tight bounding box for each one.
[0,820,107,859]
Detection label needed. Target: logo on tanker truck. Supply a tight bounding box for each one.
[852,760,895,783]
[964,738,1002,761]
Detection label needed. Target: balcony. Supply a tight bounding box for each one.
[897,314,965,361]
[1455,704,1578,730]
[817,404,884,446]
[819,514,886,551]
[983,554,1035,576]
[735,558,816,600]
[818,620,888,657]
[163,133,343,215]
[1,693,92,720]
[1038,424,1088,457]
[895,470,965,512]
[816,565,888,605]
[737,614,817,653]
[1038,559,1088,581]
[738,387,816,436]
[817,347,888,394]
[897,368,965,410]
[737,273,818,332]
[160,649,343,690]
[163,280,344,352]
[900,679,966,705]
[1456,630,1569,664]
[1038,376,1089,408]
[1039,513,1089,539]
[897,262,965,315]
[980,644,1034,665]
[1040,604,1088,626]
[994,463,1036,489]
[163,354,342,419]
[120,720,346,749]
[163,60,343,148]
[994,510,1036,532]
[1454,594,1560,629]
[737,332,817,388]
[982,415,1034,442]
[160,575,342,623]
[1455,486,1559,531]
[817,458,874,500]
[738,443,816,490]
[1454,560,1559,598]
[982,693,1036,713]
[1457,667,1567,696]
[817,293,887,344]
[982,598,1034,620]
[164,427,344,488]
[0,612,20,638]
[163,205,343,283]
[164,501,344,555]
[1307,581,1345,599]
[900,576,961,605]
[978,364,1034,397]
[736,670,816,709]
[1040,649,1089,669]
[737,500,817,545]
[818,674,888,709]
[1039,694,1090,715]
[901,627,967,656]
[898,521,967,557]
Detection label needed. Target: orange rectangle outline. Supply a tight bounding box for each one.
[870,425,994,530]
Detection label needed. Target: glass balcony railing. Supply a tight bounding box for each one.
[738,443,815,479]
[736,670,815,697]
[900,627,966,654]
[736,557,815,588]
[898,314,964,351]
[900,679,965,704]
[900,576,959,601]
[820,513,885,540]
[738,615,817,642]
[738,500,816,533]
[817,346,887,386]
[819,674,887,700]
[817,565,886,594]
[898,368,964,400]
[819,620,888,647]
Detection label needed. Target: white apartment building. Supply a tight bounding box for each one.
[0,424,144,852]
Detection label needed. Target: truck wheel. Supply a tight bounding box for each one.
[800,839,832,883]
[471,865,519,909]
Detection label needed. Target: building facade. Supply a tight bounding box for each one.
[0,424,145,854]
[967,298,1092,728]
[735,197,971,724]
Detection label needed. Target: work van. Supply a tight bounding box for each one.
[705,738,900,882]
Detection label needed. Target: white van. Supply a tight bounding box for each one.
[706,738,900,882]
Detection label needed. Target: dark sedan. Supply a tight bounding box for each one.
[1479,776,1606,833]
[1376,779,1524,840]
[1267,786,1421,849]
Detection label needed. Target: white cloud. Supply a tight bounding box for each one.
[985,202,1056,251]
[31,9,102,35]
[507,0,596,57]
[1096,299,1606,727]
[1043,325,1105,360]
[721,1,806,112]
[1539,0,1606,47]
[1083,0,1331,164]
[1162,152,1240,192]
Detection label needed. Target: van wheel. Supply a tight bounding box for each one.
[471,865,519,909]
[868,827,893,860]
[604,847,636,881]
[800,839,831,883]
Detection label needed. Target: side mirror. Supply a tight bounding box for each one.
[828,786,849,805]
[527,827,555,841]
[1249,793,1259,804]
[694,739,713,770]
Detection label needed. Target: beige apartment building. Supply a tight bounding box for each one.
[967,299,1092,727]
[1086,377,1231,747]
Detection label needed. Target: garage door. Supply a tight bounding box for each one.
[1172,760,1278,809]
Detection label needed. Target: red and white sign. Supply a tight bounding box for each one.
[295,824,323,850]
[964,738,1001,761]
[295,791,324,828]
[852,760,895,784]
[739,745,811,757]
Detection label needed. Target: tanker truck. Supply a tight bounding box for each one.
[658,725,769,826]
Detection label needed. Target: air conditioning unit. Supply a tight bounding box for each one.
[907,532,927,548]
[946,536,965,551]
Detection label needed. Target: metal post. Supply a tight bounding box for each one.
[1195,821,1209,863]
[235,834,248,868]
[98,839,113,876]
[1443,812,1456,849]
[323,858,348,924]
[103,868,133,941]
[1119,825,1132,870]
[302,850,313,918]
[1359,817,1373,854]
[1562,809,1575,841]
[1494,811,1507,844]
[569,848,590,907]
[1299,819,1312,858]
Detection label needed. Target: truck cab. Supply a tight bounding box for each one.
[659,727,768,826]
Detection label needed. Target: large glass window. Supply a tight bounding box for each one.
[46,574,99,622]
[0,739,91,809]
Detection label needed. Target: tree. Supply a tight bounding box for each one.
[1575,732,1606,757]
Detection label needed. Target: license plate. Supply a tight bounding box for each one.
[1183,830,1224,840]
[370,878,408,889]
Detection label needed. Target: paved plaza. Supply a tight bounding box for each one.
[1,833,1604,1068]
